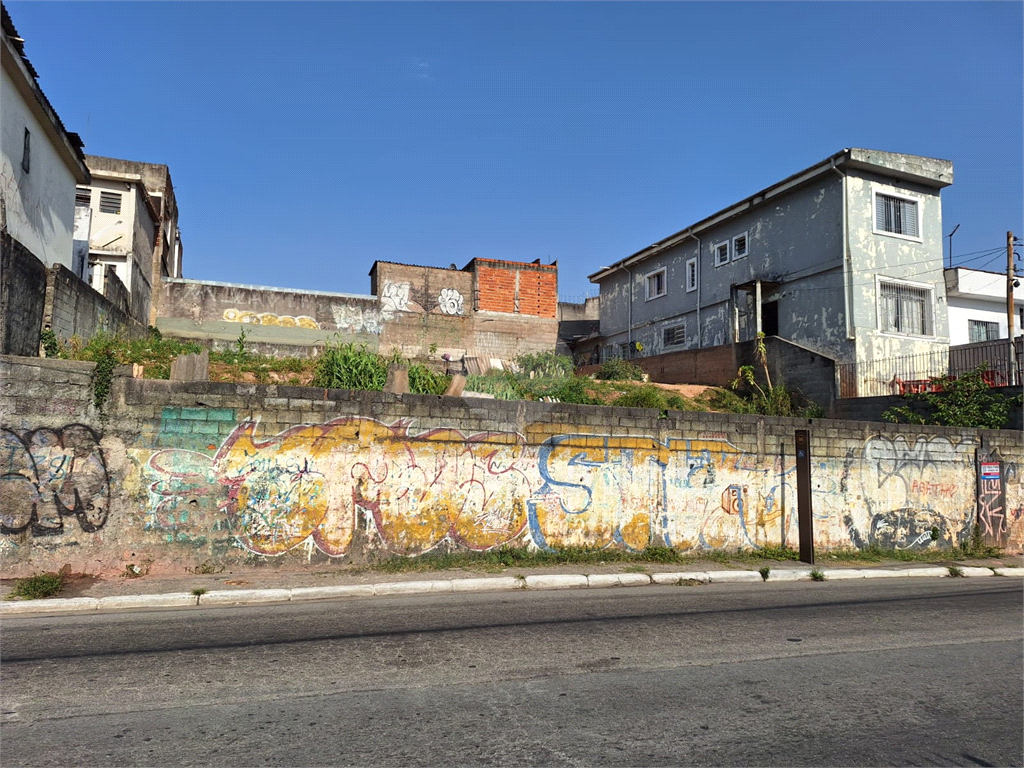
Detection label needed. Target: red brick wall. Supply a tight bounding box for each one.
[473,259,557,318]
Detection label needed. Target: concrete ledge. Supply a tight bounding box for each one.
[586,573,652,588]
[766,569,812,582]
[374,580,453,596]
[524,574,589,590]
[450,577,524,593]
[706,571,763,583]
[199,589,292,605]
[98,594,197,611]
[994,567,1024,577]
[650,572,711,585]
[1,597,99,614]
[860,569,909,579]
[956,566,995,578]
[290,585,376,601]
[904,567,952,578]
[818,569,867,580]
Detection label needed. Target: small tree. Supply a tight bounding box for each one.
[884,365,1020,429]
[731,333,795,416]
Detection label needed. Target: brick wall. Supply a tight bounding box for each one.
[470,258,557,318]
[0,233,47,356]
[578,343,737,387]
[3,353,1021,575]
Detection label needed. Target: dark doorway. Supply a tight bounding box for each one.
[761,300,779,336]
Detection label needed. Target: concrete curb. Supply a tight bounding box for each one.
[2,565,1018,617]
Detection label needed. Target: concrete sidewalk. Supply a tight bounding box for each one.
[3,554,1021,617]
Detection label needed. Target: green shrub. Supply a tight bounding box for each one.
[465,371,525,400]
[545,376,600,405]
[8,573,63,600]
[311,340,388,391]
[884,365,1020,429]
[409,364,449,395]
[515,352,574,379]
[595,359,645,381]
[612,385,668,410]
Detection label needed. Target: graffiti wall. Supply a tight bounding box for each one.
[1,357,1021,575]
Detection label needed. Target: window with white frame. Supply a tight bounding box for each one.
[685,257,697,292]
[874,191,920,239]
[645,268,666,300]
[662,324,686,347]
[732,232,748,259]
[714,241,729,267]
[968,319,1000,343]
[878,279,933,336]
[99,191,122,214]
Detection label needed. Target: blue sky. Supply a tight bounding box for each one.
[8,1,1022,299]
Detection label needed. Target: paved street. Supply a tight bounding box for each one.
[2,578,1021,767]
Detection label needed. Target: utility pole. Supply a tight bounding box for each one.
[1009,231,1017,385]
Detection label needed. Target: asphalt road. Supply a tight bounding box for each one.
[2,578,1021,767]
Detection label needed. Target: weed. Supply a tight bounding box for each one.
[947,565,965,577]
[676,578,704,587]
[40,328,59,357]
[8,573,63,600]
[612,385,670,410]
[623,564,648,574]
[809,568,826,581]
[759,566,771,582]
[191,587,208,596]
[188,561,224,575]
[594,358,645,381]
[515,352,575,379]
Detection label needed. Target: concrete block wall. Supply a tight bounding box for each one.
[43,264,147,344]
[0,232,47,356]
[2,354,1021,577]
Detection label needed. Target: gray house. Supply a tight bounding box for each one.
[588,148,954,390]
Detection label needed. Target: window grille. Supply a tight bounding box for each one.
[875,193,919,237]
[968,319,1000,343]
[75,188,91,207]
[100,191,122,214]
[646,269,666,299]
[685,258,697,292]
[733,233,748,259]
[880,281,931,336]
[663,324,686,347]
[714,241,729,266]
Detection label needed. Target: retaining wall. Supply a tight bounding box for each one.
[1,354,1020,577]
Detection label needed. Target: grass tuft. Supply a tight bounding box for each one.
[8,573,63,600]
[809,568,826,582]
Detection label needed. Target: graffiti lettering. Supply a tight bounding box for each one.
[1,425,110,537]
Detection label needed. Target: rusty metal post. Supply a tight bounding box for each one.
[795,429,814,564]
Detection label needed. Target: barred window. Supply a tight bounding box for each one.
[663,324,686,347]
[99,191,122,214]
[732,232,748,259]
[968,319,1000,343]
[685,257,697,292]
[75,188,91,207]
[875,193,919,238]
[714,241,729,267]
[879,280,932,336]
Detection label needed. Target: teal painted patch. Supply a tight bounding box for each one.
[194,421,221,435]
[161,407,181,420]
[179,407,208,421]
[206,408,236,422]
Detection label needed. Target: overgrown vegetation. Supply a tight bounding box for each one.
[727,333,823,417]
[883,364,1021,429]
[594,358,645,381]
[7,573,64,600]
[310,340,451,395]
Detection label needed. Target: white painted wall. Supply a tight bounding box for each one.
[0,65,76,268]
[945,268,1024,344]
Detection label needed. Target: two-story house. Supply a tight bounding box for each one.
[587,148,954,395]
[77,155,183,325]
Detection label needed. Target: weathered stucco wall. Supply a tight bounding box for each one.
[0,232,47,356]
[2,355,1020,577]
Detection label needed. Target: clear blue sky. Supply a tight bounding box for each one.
[9,1,1023,299]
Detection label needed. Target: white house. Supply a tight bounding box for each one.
[944,266,1024,345]
[1,3,90,271]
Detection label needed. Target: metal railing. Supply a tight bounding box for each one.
[836,339,1022,398]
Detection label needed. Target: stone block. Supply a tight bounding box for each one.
[586,573,651,588]
[450,577,524,593]
[705,570,763,583]
[290,585,376,601]
[179,407,209,421]
[199,589,292,605]
[373,580,453,596]
[170,350,209,382]
[651,572,711,585]
[524,574,588,590]
[384,365,410,394]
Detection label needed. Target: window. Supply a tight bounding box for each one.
[732,232,748,260]
[645,268,666,300]
[874,191,920,239]
[663,324,686,347]
[21,128,30,173]
[99,191,122,214]
[968,319,1000,343]
[714,241,729,267]
[879,280,933,336]
[75,188,91,207]
[619,342,632,359]
[685,257,697,292]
